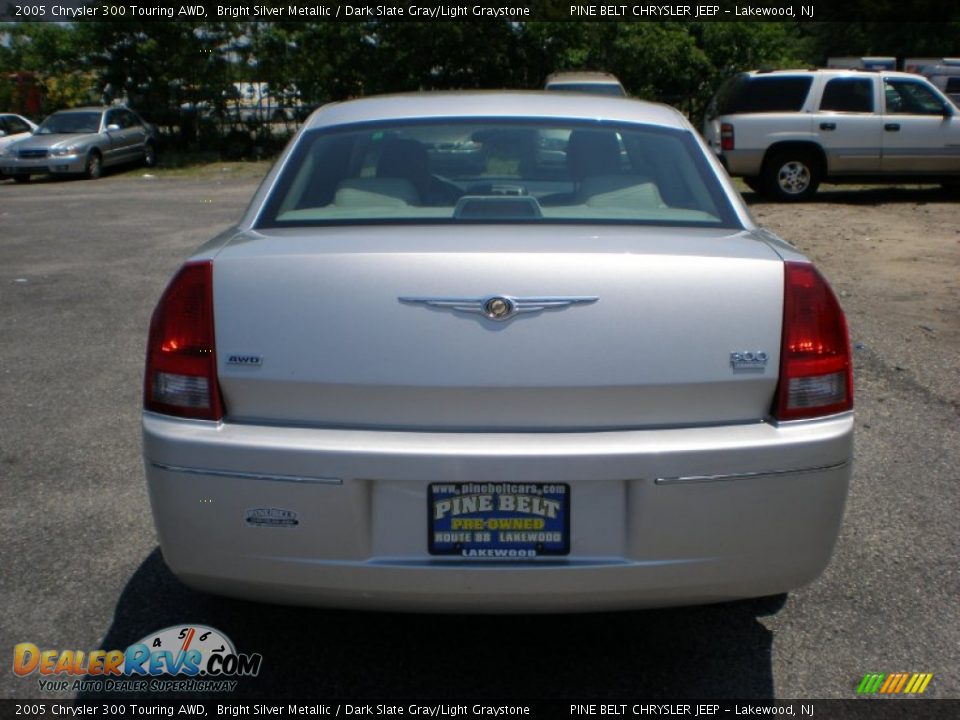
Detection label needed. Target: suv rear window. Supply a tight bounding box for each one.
[712,75,813,115]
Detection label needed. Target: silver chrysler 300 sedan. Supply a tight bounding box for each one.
[0,106,156,181]
[143,92,853,612]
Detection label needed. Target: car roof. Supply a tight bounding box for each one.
[743,69,928,80]
[303,91,685,131]
[545,71,623,84]
[53,107,111,113]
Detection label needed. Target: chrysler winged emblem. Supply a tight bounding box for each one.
[399,294,598,321]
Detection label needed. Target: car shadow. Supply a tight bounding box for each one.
[743,185,956,205]
[1,173,98,185]
[78,549,782,701]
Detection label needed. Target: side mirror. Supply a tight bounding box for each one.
[106,123,120,131]
[943,104,954,118]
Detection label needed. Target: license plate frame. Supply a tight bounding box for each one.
[428,482,570,558]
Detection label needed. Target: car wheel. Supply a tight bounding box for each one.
[12,174,30,184]
[762,151,821,201]
[743,177,764,195]
[85,151,103,180]
[143,143,157,168]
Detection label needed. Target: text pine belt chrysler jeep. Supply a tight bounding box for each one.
[703,69,960,200]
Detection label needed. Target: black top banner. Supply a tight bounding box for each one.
[0,0,954,22]
[3,699,960,719]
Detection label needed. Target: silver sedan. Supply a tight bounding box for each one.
[143,92,853,612]
[0,106,156,181]
[0,113,37,153]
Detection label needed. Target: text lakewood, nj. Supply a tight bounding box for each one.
[569,5,813,17]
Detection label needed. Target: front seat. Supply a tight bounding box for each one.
[377,139,430,202]
[376,139,461,206]
[565,129,623,181]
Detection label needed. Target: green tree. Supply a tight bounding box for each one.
[0,22,90,113]
[71,20,233,122]
[799,22,960,63]
[693,22,804,118]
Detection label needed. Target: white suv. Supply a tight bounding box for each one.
[703,69,960,200]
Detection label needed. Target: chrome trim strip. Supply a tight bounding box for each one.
[149,461,342,485]
[399,295,598,321]
[655,460,849,485]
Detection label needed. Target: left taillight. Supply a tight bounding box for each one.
[144,260,224,421]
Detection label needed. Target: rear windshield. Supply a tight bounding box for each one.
[711,75,813,115]
[257,119,739,229]
[545,83,627,97]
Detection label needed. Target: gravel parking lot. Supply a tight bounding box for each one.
[1,169,957,701]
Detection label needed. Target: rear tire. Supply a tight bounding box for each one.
[762,150,821,201]
[12,175,30,184]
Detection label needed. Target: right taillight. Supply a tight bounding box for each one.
[144,260,223,421]
[773,262,853,421]
[720,123,735,151]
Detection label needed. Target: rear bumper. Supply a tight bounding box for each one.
[720,149,765,177]
[143,412,853,612]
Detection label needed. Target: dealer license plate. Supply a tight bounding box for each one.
[428,482,570,558]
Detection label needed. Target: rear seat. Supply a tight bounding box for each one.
[578,175,667,209]
[334,177,420,208]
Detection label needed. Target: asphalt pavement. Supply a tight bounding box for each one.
[0,168,956,702]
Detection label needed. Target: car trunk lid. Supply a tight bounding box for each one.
[211,225,784,430]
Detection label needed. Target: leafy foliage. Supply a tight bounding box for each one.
[1,20,952,155]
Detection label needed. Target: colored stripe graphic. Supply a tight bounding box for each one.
[857,673,932,694]
[890,673,910,693]
[879,674,897,693]
[857,674,885,694]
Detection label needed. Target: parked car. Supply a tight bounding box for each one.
[545,71,627,97]
[0,106,156,182]
[143,92,853,612]
[0,113,37,155]
[703,69,960,200]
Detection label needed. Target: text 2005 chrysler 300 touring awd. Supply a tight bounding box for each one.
[143,92,853,612]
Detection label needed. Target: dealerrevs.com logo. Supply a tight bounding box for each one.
[13,624,262,693]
